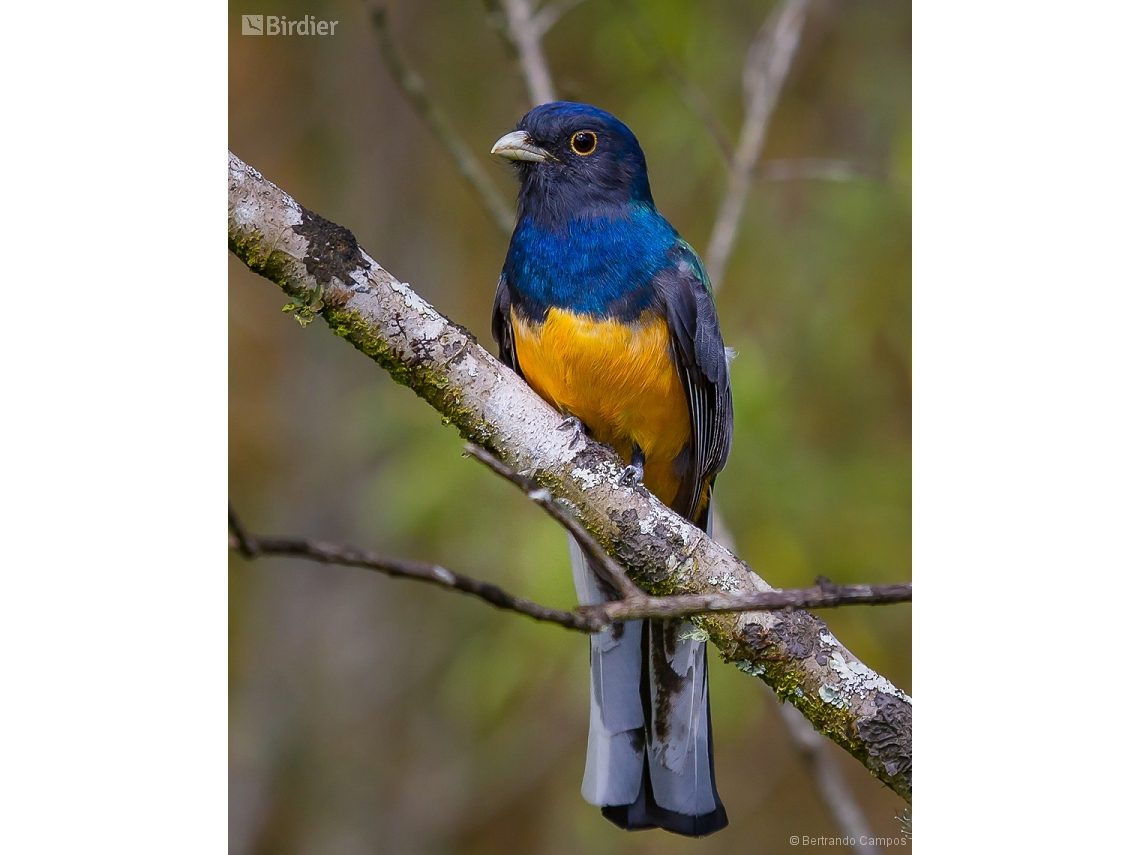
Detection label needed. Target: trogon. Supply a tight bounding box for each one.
[490,102,733,837]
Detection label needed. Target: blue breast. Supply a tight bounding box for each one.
[504,204,678,321]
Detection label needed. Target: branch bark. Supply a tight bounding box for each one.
[227,150,912,802]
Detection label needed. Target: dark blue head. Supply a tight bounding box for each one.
[492,102,655,227]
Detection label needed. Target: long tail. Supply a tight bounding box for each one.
[569,536,728,837]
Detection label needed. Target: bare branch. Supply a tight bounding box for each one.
[500,0,558,106]
[228,517,596,632]
[228,514,909,631]
[777,701,882,854]
[706,0,812,290]
[229,501,260,558]
[532,0,587,36]
[367,3,516,236]
[598,582,910,622]
[614,0,735,165]
[463,443,643,600]
[227,151,912,801]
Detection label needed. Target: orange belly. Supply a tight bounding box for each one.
[511,306,690,509]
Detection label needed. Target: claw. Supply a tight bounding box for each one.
[558,415,585,448]
[618,463,643,487]
[618,445,646,487]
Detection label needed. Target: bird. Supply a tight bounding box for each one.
[490,102,734,837]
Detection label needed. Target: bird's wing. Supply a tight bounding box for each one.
[637,246,731,833]
[491,274,521,374]
[652,242,734,526]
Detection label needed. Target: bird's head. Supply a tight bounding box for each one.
[492,102,655,225]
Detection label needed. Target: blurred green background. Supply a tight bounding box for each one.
[229,1,911,852]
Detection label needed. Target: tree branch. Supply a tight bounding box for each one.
[499,0,558,106]
[227,520,596,632]
[228,511,909,630]
[367,3,516,236]
[227,150,911,801]
[706,0,812,290]
[598,581,911,622]
[229,501,260,558]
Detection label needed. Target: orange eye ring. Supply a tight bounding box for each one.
[570,131,597,156]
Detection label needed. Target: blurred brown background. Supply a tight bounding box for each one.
[229,1,911,852]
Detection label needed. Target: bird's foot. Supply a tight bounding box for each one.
[618,446,646,488]
[558,415,585,448]
[618,462,643,487]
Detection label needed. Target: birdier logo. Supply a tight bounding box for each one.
[242,14,339,36]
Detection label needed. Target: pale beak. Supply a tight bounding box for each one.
[491,130,551,162]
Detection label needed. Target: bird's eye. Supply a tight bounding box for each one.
[570,131,597,156]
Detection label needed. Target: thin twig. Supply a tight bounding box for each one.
[597,582,911,622]
[532,0,587,36]
[228,513,596,632]
[500,0,558,106]
[367,3,516,236]
[229,501,259,558]
[614,0,735,164]
[777,700,882,855]
[706,0,812,291]
[463,443,643,600]
[228,523,910,630]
